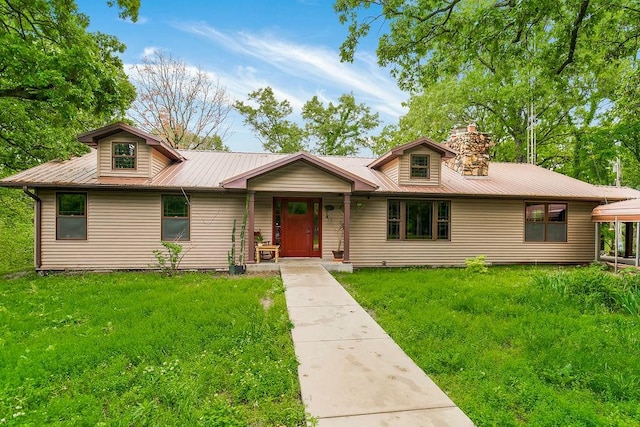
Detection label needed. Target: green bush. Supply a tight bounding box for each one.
[465,254,488,273]
[533,265,640,316]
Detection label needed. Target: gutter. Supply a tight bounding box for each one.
[22,186,41,269]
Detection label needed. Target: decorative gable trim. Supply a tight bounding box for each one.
[368,137,457,169]
[77,122,185,162]
[221,152,379,192]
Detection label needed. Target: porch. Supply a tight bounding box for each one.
[245,257,353,273]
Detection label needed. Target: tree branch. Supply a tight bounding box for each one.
[556,0,590,75]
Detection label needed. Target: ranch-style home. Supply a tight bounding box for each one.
[2,122,639,272]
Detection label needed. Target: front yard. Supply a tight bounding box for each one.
[335,266,640,426]
[0,272,307,426]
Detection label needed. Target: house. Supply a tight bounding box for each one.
[2,122,639,272]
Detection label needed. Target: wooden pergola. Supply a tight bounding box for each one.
[592,198,640,270]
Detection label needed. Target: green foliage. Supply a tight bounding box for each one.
[465,255,488,274]
[335,266,640,425]
[234,87,307,153]
[335,0,639,170]
[0,272,307,425]
[151,242,185,276]
[227,218,236,266]
[302,92,380,156]
[0,188,33,275]
[0,0,138,172]
[533,265,640,316]
[235,87,380,156]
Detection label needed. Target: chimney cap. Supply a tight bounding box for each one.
[467,122,477,133]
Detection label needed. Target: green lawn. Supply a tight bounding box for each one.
[0,272,307,426]
[335,266,640,426]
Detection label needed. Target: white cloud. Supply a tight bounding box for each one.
[174,22,407,119]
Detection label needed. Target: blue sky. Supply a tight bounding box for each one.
[77,0,407,153]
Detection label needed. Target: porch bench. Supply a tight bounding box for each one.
[255,244,280,263]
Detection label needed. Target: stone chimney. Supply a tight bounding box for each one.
[445,123,493,177]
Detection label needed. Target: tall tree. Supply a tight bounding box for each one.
[335,0,639,168]
[302,93,379,156]
[0,0,139,173]
[234,87,306,153]
[129,50,232,150]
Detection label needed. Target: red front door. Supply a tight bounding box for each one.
[275,198,321,257]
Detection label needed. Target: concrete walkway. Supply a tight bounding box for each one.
[281,263,474,426]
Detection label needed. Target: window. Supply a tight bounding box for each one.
[387,199,450,240]
[410,154,430,179]
[162,195,190,241]
[525,202,567,242]
[57,193,87,240]
[112,142,137,169]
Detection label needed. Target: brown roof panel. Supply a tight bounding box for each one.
[2,149,640,202]
[592,198,640,222]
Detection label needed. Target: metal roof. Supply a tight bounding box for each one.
[592,198,640,222]
[2,149,640,201]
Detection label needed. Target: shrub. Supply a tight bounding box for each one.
[465,255,488,273]
[152,242,185,276]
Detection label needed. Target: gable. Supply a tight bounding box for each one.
[398,146,442,186]
[248,161,352,193]
[97,132,152,179]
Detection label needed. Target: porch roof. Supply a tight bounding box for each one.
[220,152,379,192]
[592,198,640,222]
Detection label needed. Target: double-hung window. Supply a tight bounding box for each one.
[388,199,450,240]
[112,142,137,169]
[162,195,190,241]
[57,193,87,240]
[410,155,430,179]
[525,202,567,242]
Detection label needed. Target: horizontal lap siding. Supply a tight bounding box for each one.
[151,150,171,177]
[380,159,399,182]
[399,147,441,186]
[98,132,151,178]
[39,190,245,270]
[248,163,351,193]
[349,197,598,267]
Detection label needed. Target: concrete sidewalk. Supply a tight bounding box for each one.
[281,263,474,427]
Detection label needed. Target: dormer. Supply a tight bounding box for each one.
[78,123,184,179]
[368,137,457,186]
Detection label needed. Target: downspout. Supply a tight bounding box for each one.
[22,186,42,269]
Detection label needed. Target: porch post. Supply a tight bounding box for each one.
[594,222,599,263]
[636,222,639,267]
[343,193,351,263]
[625,222,634,258]
[248,191,255,264]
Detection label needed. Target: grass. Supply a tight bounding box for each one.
[335,266,640,426]
[0,187,33,275]
[0,272,307,426]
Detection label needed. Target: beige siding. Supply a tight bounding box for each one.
[349,197,598,266]
[39,190,246,270]
[380,158,399,183]
[151,150,171,177]
[248,162,351,193]
[98,132,151,178]
[398,147,441,186]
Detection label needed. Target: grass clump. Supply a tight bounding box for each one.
[533,264,640,316]
[335,266,640,426]
[0,272,307,425]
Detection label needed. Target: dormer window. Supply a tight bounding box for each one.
[112,142,137,169]
[410,154,430,178]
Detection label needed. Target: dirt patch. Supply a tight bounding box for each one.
[261,297,273,310]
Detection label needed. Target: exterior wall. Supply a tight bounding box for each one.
[348,196,599,266]
[248,162,351,193]
[38,189,246,270]
[380,158,399,182]
[97,132,152,178]
[151,150,171,177]
[37,188,599,270]
[398,147,442,186]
